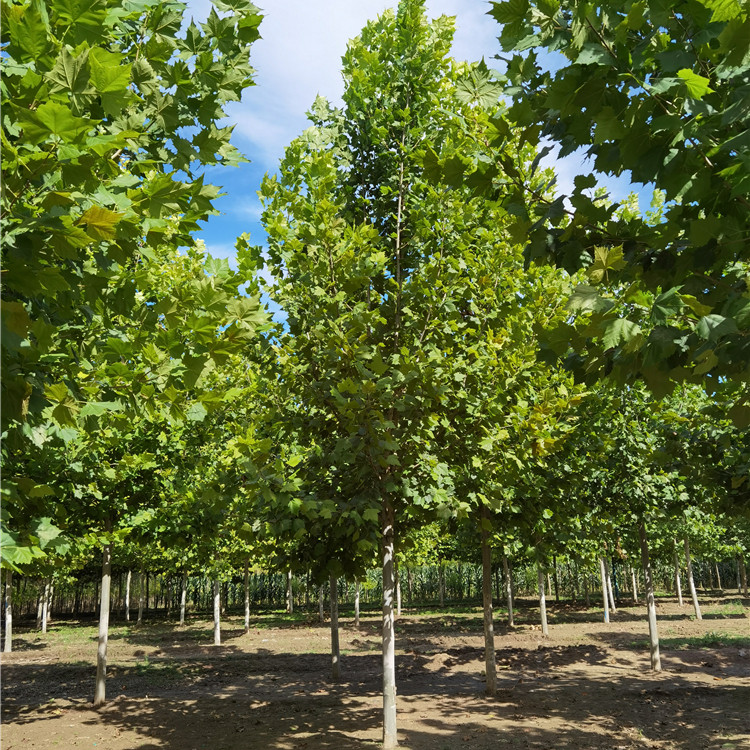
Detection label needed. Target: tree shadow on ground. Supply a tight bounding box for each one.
[3,648,748,749]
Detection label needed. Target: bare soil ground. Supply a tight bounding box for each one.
[2,594,749,750]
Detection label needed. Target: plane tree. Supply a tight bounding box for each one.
[488,0,750,418]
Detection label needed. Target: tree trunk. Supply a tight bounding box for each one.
[318,584,325,623]
[546,572,552,599]
[631,567,639,604]
[584,569,590,608]
[599,557,610,624]
[36,586,44,631]
[93,543,112,705]
[330,574,340,681]
[502,555,514,627]
[714,562,722,591]
[552,556,560,603]
[638,522,661,672]
[4,570,13,652]
[406,566,413,602]
[213,579,221,645]
[41,579,50,633]
[481,510,496,695]
[244,560,251,633]
[179,573,188,626]
[47,582,54,625]
[395,567,402,617]
[739,557,748,596]
[137,567,145,625]
[604,558,617,612]
[673,544,684,606]
[286,569,293,614]
[684,537,702,620]
[382,496,398,749]
[125,570,131,622]
[537,563,548,636]
[438,563,445,607]
[354,581,361,627]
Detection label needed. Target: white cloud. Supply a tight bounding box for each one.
[186,1,500,171]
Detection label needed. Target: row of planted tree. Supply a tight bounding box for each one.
[3,0,749,747]
[5,551,748,629]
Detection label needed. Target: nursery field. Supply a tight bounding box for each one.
[2,595,749,750]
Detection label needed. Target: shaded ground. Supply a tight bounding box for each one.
[2,593,749,749]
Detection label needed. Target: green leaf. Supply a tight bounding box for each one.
[46,46,91,96]
[587,245,625,284]
[19,101,91,144]
[696,314,739,341]
[186,402,208,422]
[567,285,615,313]
[677,69,714,99]
[651,287,683,325]
[602,319,642,349]
[78,205,123,240]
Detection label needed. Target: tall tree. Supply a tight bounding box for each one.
[243,1,532,743]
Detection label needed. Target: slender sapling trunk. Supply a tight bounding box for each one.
[438,563,445,608]
[604,558,617,612]
[537,563,548,636]
[739,557,748,596]
[41,579,50,633]
[631,567,639,604]
[286,569,293,614]
[599,557,610,624]
[684,537,702,620]
[4,570,13,652]
[396,567,402,617]
[244,560,251,633]
[638,522,661,671]
[354,581,360,627]
[125,570,131,621]
[93,543,112,705]
[480,509,497,695]
[330,574,340,681]
[318,584,325,623]
[382,496,397,748]
[502,555,514,627]
[673,544,683,606]
[213,579,221,645]
[137,567,145,625]
[179,573,187,626]
[714,562,722,591]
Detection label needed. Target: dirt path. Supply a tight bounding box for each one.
[2,595,749,749]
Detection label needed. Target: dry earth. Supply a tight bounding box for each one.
[2,594,749,749]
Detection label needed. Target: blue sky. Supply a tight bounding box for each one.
[184,1,643,268]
